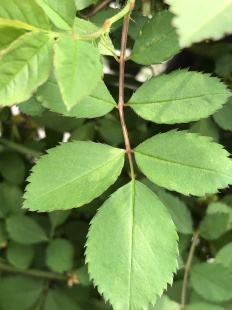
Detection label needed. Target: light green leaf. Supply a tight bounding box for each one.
[143,179,192,234]
[0,182,24,216]
[6,241,34,270]
[54,36,103,109]
[165,0,232,47]
[0,151,25,185]
[186,302,226,310]
[189,118,219,142]
[190,262,232,302]
[44,289,81,310]
[0,26,25,52]
[86,181,178,310]
[18,97,45,116]
[134,130,232,196]
[207,202,232,229]
[215,243,232,271]
[36,0,76,30]
[75,0,93,10]
[0,32,54,107]
[0,0,50,30]
[213,98,232,131]
[149,295,180,310]
[23,141,125,211]
[36,70,115,118]
[49,210,71,229]
[128,70,230,124]
[6,215,49,244]
[0,276,44,310]
[46,238,74,272]
[130,10,179,65]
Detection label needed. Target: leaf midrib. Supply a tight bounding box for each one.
[31,151,124,202]
[129,93,228,106]
[135,151,232,179]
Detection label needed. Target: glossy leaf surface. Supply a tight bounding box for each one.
[86,181,178,310]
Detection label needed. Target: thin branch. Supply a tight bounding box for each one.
[84,0,111,20]
[118,2,135,180]
[0,261,68,281]
[0,137,41,158]
[180,232,199,310]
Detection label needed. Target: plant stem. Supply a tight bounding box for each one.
[0,261,68,281]
[0,137,41,158]
[84,0,111,20]
[118,2,135,180]
[180,232,199,310]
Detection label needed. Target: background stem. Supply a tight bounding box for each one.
[84,0,111,20]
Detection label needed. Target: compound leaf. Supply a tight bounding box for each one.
[6,215,49,244]
[86,181,178,310]
[0,276,44,310]
[46,238,74,273]
[134,130,232,196]
[54,36,103,109]
[0,32,54,107]
[128,70,230,124]
[36,0,76,30]
[130,10,179,65]
[23,141,125,211]
[6,241,34,270]
[165,0,232,47]
[0,0,50,30]
[190,262,232,302]
[36,70,115,118]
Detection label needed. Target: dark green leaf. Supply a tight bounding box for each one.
[0,151,25,185]
[0,26,25,52]
[6,241,34,270]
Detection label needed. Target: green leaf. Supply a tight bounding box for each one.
[0,0,50,30]
[46,238,74,272]
[69,123,95,141]
[0,32,54,107]
[186,302,226,310]
[36,0,76,30]
[215,54,232,79]
[213,98,232,131]
[97,117,124,146]
[44,289,81,310]
[128,70,230,124]
[23,141,125,211]
[149,295,180,310]
[0,182,24,216]
[134,130,232,196]
[6,215,49,244]
[75,0,93,10]
[128,12,147,41]
[6,241,34,270]
[207,202,232,228]
[49,210,71,229]
[130,10,179,65]
[190,262,232,302]
[199,213,229,240]
[0,221,8,244]
[142,179,192,234]
[54,37,103,109]
[0,26,25,52]
[0,151,25,185]
[215,243,232,271]
[86,181,178,310]
[189,118,219,142]
[36,70,115,118]
[165,0,232,47]
[0,276,44,310]
[18,97,45,116]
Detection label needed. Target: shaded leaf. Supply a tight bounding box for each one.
[130,10,179,65]
[128,70,230,124]
[0,182,24,216]
[215,242,232,271]
[190,262,232,302]
[86,181,178,310]
[189,118,219,142]
[0,32,54,107]
[6,215,48,244]
[18,97,45,116]
[54,37,103,109]
[75,0,93,10]
[44,289,81,310]
[6,241,34,270]
[0,26,25,52]
[165,0,232,47]
[0,151,25,185]
[213,98,232,131]
[149,295,180,310]
[134,130,232,196]
[199,213,229,240]
[49,210,71,229]
[186,302,225,310]
[23,141,124,211]
[46,238,74,272]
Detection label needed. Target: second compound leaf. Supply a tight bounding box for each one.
[86,180,178,310]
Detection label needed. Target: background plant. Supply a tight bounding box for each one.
[0,1,232,310]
